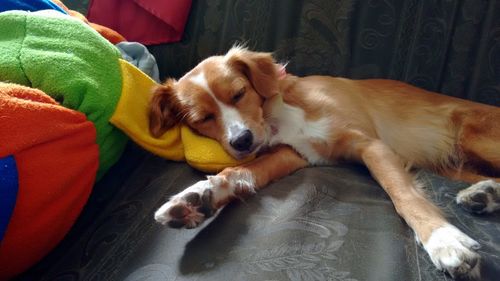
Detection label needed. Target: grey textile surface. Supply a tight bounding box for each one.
[16,144,500,281]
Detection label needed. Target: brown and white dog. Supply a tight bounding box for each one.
[149,47,500,279]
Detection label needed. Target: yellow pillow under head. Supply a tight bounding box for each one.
[110,59,254,173]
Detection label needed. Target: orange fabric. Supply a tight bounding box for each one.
[0,83,99,279]
[52,0,126,43]
[88,22,127,44]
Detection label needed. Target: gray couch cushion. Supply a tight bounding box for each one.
[19,148,499,280]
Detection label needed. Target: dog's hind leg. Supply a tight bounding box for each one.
[451,106,500,214]
[456,179,500,214]
[445,169,500,215]
[344,130,481,279]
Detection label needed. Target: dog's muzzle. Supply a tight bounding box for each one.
[230,129,253,152]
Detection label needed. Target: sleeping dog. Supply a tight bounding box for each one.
[149,47,500,279]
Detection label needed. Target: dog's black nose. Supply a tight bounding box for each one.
[230,130,253,152]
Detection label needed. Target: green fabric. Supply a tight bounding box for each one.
[0,10,127,179]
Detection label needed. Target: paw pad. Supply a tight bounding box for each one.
[456,180,500,214]
[154,187,217,229]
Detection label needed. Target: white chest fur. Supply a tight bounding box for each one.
[265,96,332,164]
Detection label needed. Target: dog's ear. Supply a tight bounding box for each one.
[149,78,180,138]
[227,48,279,99]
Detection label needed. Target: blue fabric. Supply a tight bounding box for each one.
[0,156,19,242]
[0,0,67,14]
[116,42,161,83]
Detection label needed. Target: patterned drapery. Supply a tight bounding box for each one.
[147,0,499,106]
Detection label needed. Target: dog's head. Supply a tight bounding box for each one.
[149,47,281,159]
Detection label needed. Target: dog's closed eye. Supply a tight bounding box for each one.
[231,87,246,104]
[198,113,215,123]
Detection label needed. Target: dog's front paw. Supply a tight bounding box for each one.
[154,181,217,228]
[456,179,500,214]
[154,173,256,229]
[423,224,481,279]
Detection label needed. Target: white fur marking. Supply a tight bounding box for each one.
[267,102,331,164]
[224,169,257,195]
[423,224,480,278]
[190,72,247,141]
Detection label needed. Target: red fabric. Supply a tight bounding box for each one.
[52,0,127,44]
[87,0,192,45]
[0,83,98,279]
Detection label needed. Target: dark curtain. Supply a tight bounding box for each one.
[146,0,499,106]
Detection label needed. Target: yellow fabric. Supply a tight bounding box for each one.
[181,126,255,172]
[110,59,254,172]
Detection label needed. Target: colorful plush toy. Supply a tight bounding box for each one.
[0,6,252,278]
[0,9,127,179]
[0,82,99,279]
